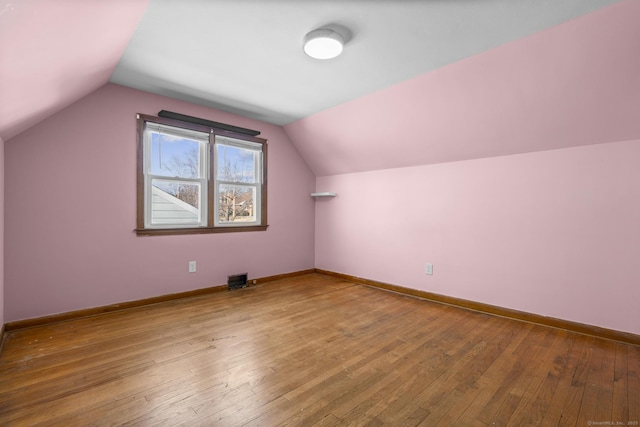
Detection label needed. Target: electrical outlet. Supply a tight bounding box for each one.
[425,263,433,275]
[188,261,196,273]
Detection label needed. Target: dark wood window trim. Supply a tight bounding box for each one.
[135,113,268,236]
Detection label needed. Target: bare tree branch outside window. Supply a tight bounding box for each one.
[218,148,255,222]
[160,147,200,208]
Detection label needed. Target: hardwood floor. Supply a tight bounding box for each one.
[0,273,638,426]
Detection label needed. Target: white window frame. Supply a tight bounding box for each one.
[143,123,209,229]
[213,136,263,227]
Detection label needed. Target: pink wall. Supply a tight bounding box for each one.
[315,139,640,335]
[0,136,4,325]
[4,84,315,322]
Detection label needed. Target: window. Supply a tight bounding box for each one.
[136,114,267,235]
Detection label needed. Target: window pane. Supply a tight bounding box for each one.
[218,185,256,223]
[151,180,202,225]
[216,143,256,183]
[149,132,204,179]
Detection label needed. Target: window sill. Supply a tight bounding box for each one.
[135,225,269,236]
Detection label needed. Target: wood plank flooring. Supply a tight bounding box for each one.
[0,273,638,426]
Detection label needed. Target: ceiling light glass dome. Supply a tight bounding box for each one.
[303,29,344,60]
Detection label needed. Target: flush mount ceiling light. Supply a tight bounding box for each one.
[303,28,344,60]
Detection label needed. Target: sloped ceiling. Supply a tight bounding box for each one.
[0,0,148,141]
[2,0,638,177]
[285,0,640,175]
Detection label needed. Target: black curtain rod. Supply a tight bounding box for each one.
[158,110,261,137]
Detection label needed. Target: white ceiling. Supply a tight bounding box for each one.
[110,0,622,126]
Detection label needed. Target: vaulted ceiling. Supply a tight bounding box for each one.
[0,0,148,140]
[1,0,638,175]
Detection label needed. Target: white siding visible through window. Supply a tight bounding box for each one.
[151,186,199,225]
